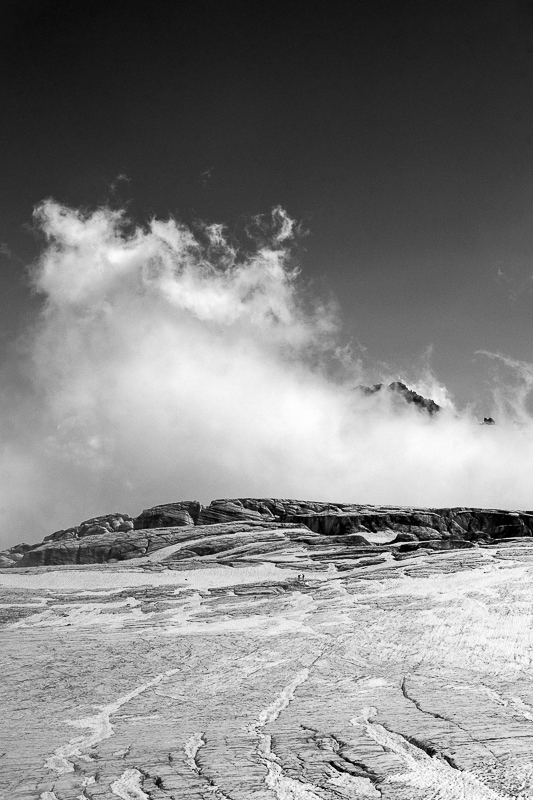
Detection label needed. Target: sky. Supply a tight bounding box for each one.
[3,1,533,545]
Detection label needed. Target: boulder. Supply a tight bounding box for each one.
[134,502,201,529]
[196,500,266,526]
[44,514,135,542]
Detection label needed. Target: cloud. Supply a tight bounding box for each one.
[2,201,533,548]
[476,350,533,425]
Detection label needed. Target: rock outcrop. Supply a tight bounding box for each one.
[133,502,201,529]
[3,497,533,569]
[15,521,303,567]
[43,513,135,542]
[0,542,32,568]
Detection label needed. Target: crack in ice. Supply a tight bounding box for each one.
[183,731,234,799]
[184,731,205,773]
[352,706,512,799]
[250,669,346,799]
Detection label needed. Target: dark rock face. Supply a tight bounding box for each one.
[360,381,441,415]
[235,499,533,543]
[4,497,533,569]
[389,381,441,415]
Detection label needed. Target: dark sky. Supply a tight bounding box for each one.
[2,0,533,407]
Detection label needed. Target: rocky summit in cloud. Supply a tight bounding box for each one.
[359,381,442,415]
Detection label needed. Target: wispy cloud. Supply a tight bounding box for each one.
[477,350,533,424]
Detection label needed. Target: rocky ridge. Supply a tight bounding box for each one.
[2,497,533,569]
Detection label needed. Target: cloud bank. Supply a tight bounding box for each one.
[2,201,533,548]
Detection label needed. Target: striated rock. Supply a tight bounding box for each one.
[239,497,356,521]
[134,501,201,529]
[19,525,196,567]
[44,513,135,542]
[196,499,266,525]
[238,500,533,546]
[16,521,303,567]
[133,499,267,529]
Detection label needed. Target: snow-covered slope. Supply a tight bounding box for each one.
[3,534,533,798]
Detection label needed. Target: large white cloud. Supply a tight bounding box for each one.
[1,201,533,548]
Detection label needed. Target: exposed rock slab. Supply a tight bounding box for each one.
[15,522,304,567]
